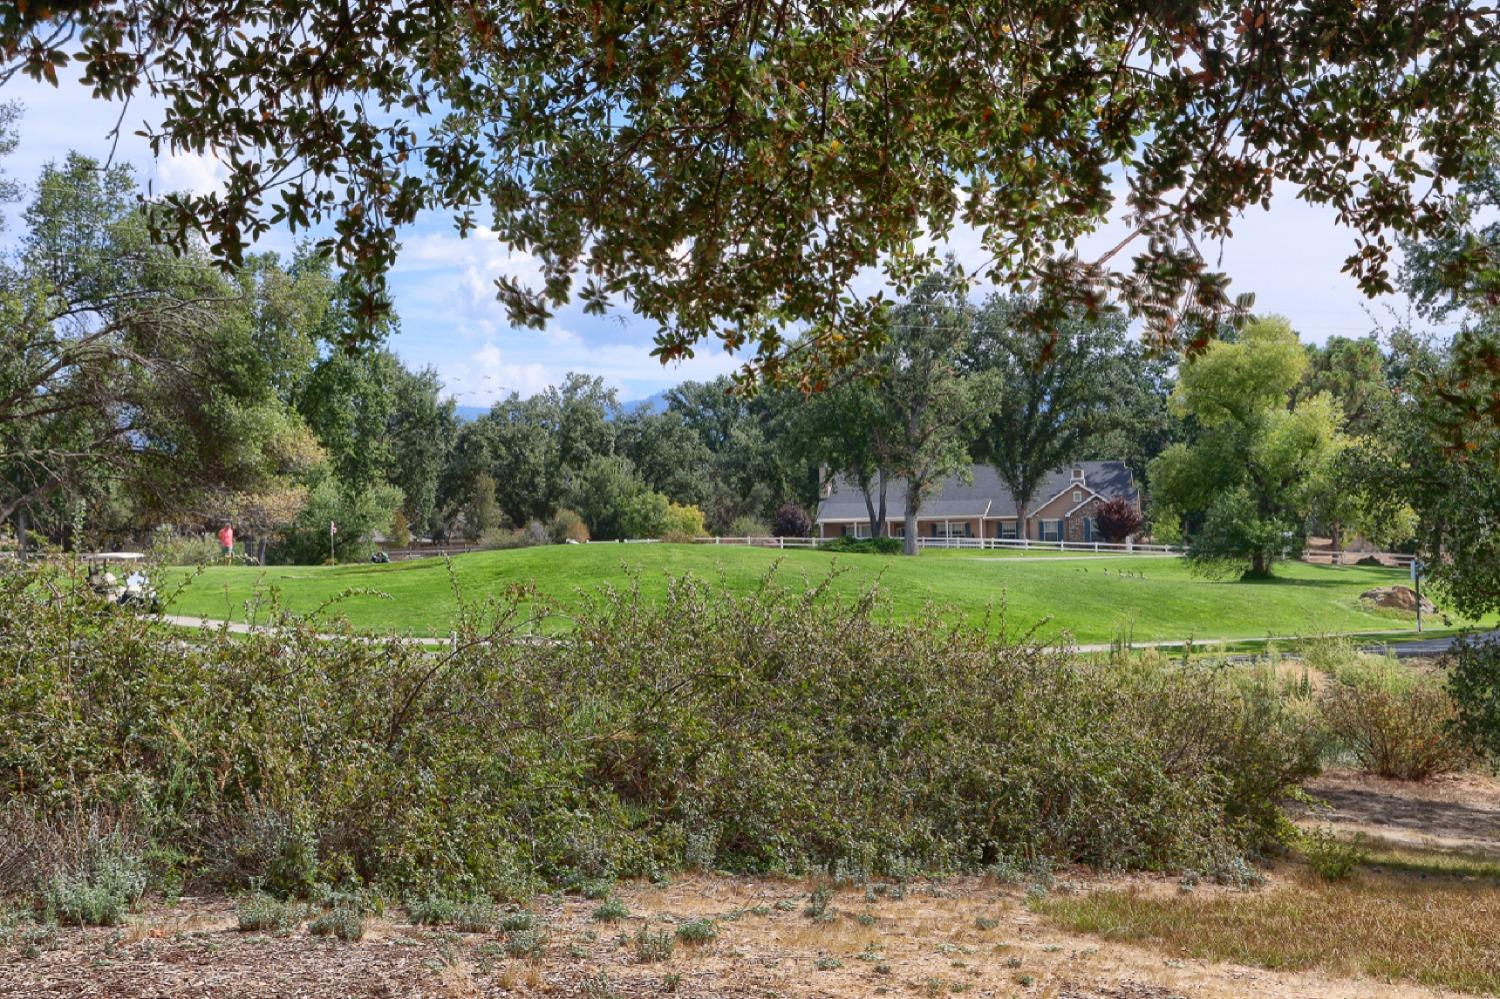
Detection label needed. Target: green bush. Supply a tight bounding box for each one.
[633,924,674,963]
[236,893,304,932]
[406,891,456,926]
[548,508,591,544]
[591,898,629,922]
[308,905,364,941]
[675,917,717,944]
[43,848,147,927]
[0,558,1323,901]
[818,535,902,555]
[1300,827,1366,881]
[1319,652,1469,780]
[1446,636,1500,761]
[453,900,498,933]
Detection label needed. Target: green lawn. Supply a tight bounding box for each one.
[164,543,1492,646]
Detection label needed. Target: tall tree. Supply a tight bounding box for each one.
[793,371,899,538]
[1,153,318,544]
[7,4,1496,380]
[967,298,1135,537]
[1150,317,1346,577]
[880,270,989,556]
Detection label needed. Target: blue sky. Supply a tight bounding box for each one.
[3,72,1422,405]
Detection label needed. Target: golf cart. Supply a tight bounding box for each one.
[85,552,161,613]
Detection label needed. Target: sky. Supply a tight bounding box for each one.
[2,71,1422,407]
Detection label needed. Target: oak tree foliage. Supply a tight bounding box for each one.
[5,2,1498,382]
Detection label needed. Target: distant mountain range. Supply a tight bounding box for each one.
[453,390,670,423]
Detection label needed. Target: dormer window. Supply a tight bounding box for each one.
[1072,490,1083,504]
[1071,466,1084,481]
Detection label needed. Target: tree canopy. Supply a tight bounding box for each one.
[1150,317,1346,577]
[5,3,1498,382]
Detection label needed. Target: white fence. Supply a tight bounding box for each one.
[585,535,1182,555]
[587,535,1417,565]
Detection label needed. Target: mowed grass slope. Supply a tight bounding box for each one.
[166,544,1488,645]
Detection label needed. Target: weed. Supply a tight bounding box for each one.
[407,891,456,926]
[1301,828,1366,882]
[804,884,834,922]
[43,848,147,927]
[974,916,998,931]
[633,924,674,963]
[816,956,844,970]
[236,893,303,932]
[308,905,364,942]
[499,910,535,932]
[453,900,498,933]
[592,898,629,923]
[503,926,547,959]
[674,917,717,944]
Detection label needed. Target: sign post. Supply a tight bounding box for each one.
[329,520,338,564]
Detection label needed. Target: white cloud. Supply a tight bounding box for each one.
[154,149,227,197]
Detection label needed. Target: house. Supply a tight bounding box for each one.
[815,461,1140,543]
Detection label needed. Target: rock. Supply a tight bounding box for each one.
[1361,585,1436,614]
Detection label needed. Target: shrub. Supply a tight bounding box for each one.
[548,508,591,545]
[1300,827,1365,882]
[237,893,304,932]
[308,905,365,941]
[503,925,547,959]
[771,503,813,538]
[499,911,536,932]
[724,514,770,538]
[675,918,717,944]
[0,557,1323,901]
[661,503,707,541]
[1320,653,1469,780]
[453,900,498,933]
[407,891,456,925]
[818,535,902,555]
[592,898,629,922]
[633,924,675,963]
[1094,497,1143,543]
[150,531,230,566]
[1446,636,1500,761]
[43,848,147,927]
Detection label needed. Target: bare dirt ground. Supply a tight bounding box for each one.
[1300,768,1500,858]
[2,770,1496,999]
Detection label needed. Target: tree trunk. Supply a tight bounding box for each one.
[876,474,888,537]
[903,507,919,556]
[1016,501,1030,546]
[1251,549,1268,576]
[862,487,878,538]
[15,507,29,561]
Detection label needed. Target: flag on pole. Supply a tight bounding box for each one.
[330,521,338,536]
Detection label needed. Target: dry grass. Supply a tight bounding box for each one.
[1036,848,1500,995]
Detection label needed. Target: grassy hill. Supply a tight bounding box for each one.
[165,544,1489,646]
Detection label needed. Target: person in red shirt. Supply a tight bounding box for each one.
[217,523,234,562]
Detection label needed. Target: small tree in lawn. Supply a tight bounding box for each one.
[772,502,813,538]
[1094,497,1142,543]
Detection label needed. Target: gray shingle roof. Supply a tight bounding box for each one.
[816,461,1137,521]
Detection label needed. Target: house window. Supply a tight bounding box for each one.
[932,522,969,539]
[889,523,904,538]
[1083,517,1095,542]
[1071,466,1084,481]
[1072,490,1083,504]
[997,521,1018,539]
[1039,520,1062,542]
[853,522,872,539]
